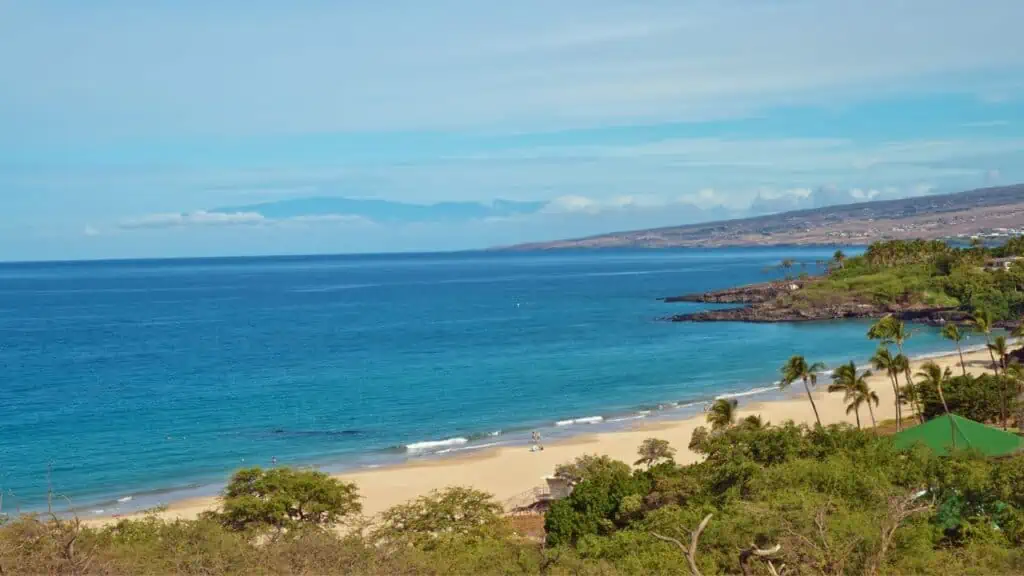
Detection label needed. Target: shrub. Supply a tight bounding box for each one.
[371,487,506,549]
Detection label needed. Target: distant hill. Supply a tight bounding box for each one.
[497,184,1024,250]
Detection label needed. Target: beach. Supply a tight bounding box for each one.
[82,344,1006,526]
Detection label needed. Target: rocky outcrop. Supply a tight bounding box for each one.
[660,280,800,304]
[661,281,975,324]
[667,303,966,324]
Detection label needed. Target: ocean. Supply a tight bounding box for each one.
[0,247,965,514]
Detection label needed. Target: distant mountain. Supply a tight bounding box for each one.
[213,197,546,223]
[497,184,1024,250]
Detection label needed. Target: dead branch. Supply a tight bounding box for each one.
[867,493,934,576]
[651,513,713,576]
[739,543,784,576]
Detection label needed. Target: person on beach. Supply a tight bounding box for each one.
[271,456,277,466]
[530,431,544,451]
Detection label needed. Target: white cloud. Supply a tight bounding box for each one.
[2,1,1022,139]
[119,211,265,230]
[82,225,100,237]
[961,120,1010,128]
[117,210,380,231]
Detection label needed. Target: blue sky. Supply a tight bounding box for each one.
[2,1,1024,260]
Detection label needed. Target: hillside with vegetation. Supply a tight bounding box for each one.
[669,239,1024,324]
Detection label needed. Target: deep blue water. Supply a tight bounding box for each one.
[0,248,964,514]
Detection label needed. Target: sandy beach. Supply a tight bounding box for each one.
[84,345,1006,526]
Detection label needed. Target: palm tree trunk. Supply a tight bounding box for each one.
[937,383,954,447]
[803,377,822,427]
[889,371,902,431]
[855,407,861,429]
[984,335,1007,428]
[896,342,923,424]
[866,401,877,429]
[986,335,998,375]
[956,342,967,377]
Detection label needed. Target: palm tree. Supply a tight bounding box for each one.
[1005,360,1024,433]
[973,309,998,375]
[916,361,955,445]
[828,361,874,429]
[741,414,765,429]
[852,380,880,429]
[706,398,738,431]
[872,317,924,423]
[870,346,903,431]
[941,323,968,377]
[780,355,826,427]
[989,335,1011,429]
[915,361,952,419]
[989,335,1010,372]
[893,353,922,424]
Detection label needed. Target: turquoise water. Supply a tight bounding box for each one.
[0,248,963,514]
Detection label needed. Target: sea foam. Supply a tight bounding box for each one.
[555,416,604,426]
[405,437,469,454]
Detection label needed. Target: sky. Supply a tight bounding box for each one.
[2,1,1024,261]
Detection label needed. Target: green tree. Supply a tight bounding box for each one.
[973,308,999,375]
[828,361,875,429]
[833,249,846,267]
[635,438,676,469]
[372,487,505,549]
[941,323,968,377]
[706,398,738,431]
[915,361,953,421]
[870,346,904,431]
[780,355,826,427]
[869,316,921,424]
[555,454,632,486]
[210,467,361,532]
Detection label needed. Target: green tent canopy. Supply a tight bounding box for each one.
[892,414,1024,457]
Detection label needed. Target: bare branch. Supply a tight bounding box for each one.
[651,513,713,576]
[650,532,687,553]
[740,543,783,576]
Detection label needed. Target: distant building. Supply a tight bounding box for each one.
[984,256,1023,271]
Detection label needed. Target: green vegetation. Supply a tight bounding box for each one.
[790,239,1024,320]
[705,398,737,431]
[205,467,361,532]
[779,355,826,426]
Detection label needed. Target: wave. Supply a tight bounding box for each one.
[555,416,604,427]
[715,385,779,400]
[292,283,381,293]
[436,441,504,455]
[117,496,133,503]
[405,437,469,454]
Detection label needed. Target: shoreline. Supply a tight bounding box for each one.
[80,343,1006,526]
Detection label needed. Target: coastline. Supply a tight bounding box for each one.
[82,344,1006,527]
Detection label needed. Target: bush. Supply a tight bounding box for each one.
[207,467,361,532]
[371,487,506,549]
[913,374,1018,424]
[634,438,675,468]
[545,459,650,546]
